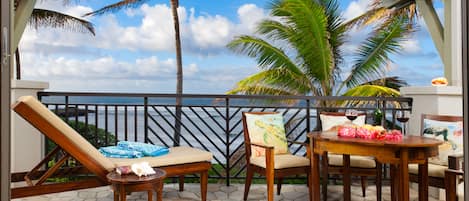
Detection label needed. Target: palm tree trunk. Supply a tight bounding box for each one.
[171,0,183,146]
[15,48,20,80]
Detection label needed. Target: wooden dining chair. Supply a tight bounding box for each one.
[409,114,464,199]
[319,112,382,201]
[242,112,312,201]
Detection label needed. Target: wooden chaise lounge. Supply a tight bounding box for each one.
[11,96,212,200]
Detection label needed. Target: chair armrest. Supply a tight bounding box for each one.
[287,139,308,147]
[247,142,274,150]
[448,152,464,170]
[287,139,311,158]
[445,169,464,176]
[246,142,275,169]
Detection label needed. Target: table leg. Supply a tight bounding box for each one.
[321,153,329,201]
[112,184,119,201]
[311,152,320,201]
[119,184,127,201]
[156,181,163,201]
[418,159,429,201]
[390,164,399,201]
[147,190,153,201]
[343,154,351,201]
[400,149,409,201]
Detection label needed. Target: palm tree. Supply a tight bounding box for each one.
[14,2,95,79]
[85,0,183,145]
[346,0,419,31]
[226,0,409,107]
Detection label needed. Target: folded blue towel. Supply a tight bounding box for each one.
[99,146,143,158]
[117,141,169,157]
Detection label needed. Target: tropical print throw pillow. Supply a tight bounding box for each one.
[245,113,288,157]
[423,118,463,166]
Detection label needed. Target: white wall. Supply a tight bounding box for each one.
[10,80,49,173]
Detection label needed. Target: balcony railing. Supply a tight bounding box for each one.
[37,92,412,185]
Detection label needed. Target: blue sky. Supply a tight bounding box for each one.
[19,0,444,94]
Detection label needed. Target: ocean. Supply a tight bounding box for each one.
[42,96,312,163]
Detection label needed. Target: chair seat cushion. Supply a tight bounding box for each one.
[458,182,464,200]
[110,146,212,170]
[328,154,376,168]
[408,163,447,178]
[250,154,310,169]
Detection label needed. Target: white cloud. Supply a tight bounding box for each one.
[23,3,269,54]
[237,4,267,33]
[401,39,422,54]
[343,0,370,21]
[189,12,233,48]
[21,54,198,80]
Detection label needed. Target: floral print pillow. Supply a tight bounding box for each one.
[423,119,463,166]
[245,113,288,157]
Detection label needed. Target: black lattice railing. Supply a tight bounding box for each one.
[38,92,412,185]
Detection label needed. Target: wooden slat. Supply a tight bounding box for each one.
[11,179,106,199]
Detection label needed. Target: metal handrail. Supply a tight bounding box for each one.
[37,91,413,185]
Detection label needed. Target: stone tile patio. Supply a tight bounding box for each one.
[12,184,441,201]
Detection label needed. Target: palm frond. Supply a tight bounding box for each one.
[344,7,388,29]
[230,68,312,95]
[277,0,332,81]
[344,16,412,88]
[227,83,295,96]
[361,76,408,90]
[83,0,148,17]
[338,85,401,107]
[227,35,302,74]
[29,9,95,35]
[256,20,295,42]
[320,0,347,88]
[342,85,400,97]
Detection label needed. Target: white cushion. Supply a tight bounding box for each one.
[250,154,310,169]
[458,182,464,200]
[320,113,366,131]
[408,163,447,178]
[328,154,376,168]
[110,146,212,167]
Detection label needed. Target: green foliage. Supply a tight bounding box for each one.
[344,16,412,88]
[227,0,410,104]
[47,119,115,153]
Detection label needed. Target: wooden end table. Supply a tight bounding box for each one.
[107,168,166,201]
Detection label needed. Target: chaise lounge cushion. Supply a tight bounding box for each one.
[111,146,212,167]
[250,154,310,169]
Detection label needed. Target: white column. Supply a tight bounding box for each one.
[10,80,49,173]
[449,0,462,86]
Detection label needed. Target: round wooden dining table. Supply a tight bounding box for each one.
[308,131,443,201]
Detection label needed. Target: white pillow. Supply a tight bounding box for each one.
[320,113,366,131]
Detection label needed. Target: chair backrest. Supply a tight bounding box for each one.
[12,96,115,179]
[420,114,463,166]
[242,112,288,159]
[319,111,366,131]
